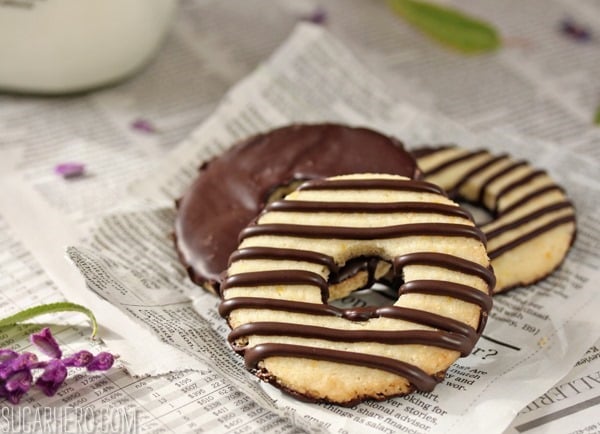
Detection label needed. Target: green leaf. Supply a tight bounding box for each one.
[387,0,501,53]
[594,106,600,126]
[0,302,98,338]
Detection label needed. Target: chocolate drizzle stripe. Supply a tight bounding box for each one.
[393,252,496,288]
[298,178,446,196]
[398,280,493,313]
[452,154,508,194]
[221,270,329,301]
[219,297,338,318]
[229,247,338,273]
[264,200,473,220]
[229,322,472,356]
[488,214,576,259]
[425,150,487,177]
[375,306,478,342]
[243,343,439,392]
[498,185,564,216]
[494,170,546,209]
[219,297,478,343]
[484,201,574,241]
[477,161,528,203]
[239,223,487,244]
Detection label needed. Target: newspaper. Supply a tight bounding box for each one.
[507,340,600,434]
[1,0,600,432]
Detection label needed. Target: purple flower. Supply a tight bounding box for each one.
[0,353,37,379]
[0,352,34,404]
[0,350,19,377]
[86,352,114,371]
[36,360,67,397]
[3,369,32,404]
[54,162,86,179]
[0,328,115,404]
[63,350,94,368]
[31,327,62,359]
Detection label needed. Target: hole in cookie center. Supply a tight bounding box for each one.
[265,178,307,204]
[458,201,493,226]
[328,257,398,309]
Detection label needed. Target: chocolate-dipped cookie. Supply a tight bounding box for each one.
[414,145,576,293]
[175,124,420,294]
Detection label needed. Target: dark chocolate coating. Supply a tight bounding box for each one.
[175,124,419,291]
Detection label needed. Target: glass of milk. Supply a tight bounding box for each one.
[0,0,178,94]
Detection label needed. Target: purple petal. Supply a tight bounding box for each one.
[131,118,158,134]
[560,18,592,42]
[0,361,14,380]
[28,360,49,370]
[63,350,94,368]
[86,352,114,371]
[0,350,19,380]
[6,369,32,391]
[300,6,327,25]
[0,353,37,379]
[35,360,67,397]
[30,327,62,359]
[54,162,86,179]
[0,349,18,363]
[5,369,32,404]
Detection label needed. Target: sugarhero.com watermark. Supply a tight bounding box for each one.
[0,406,137,433]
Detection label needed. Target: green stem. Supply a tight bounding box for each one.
[0,302,98,338]
[387,0,501,54]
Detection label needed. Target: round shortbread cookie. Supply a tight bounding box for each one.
[413,146,576,293]
[175,124,420,294]
[219,174,494,405]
